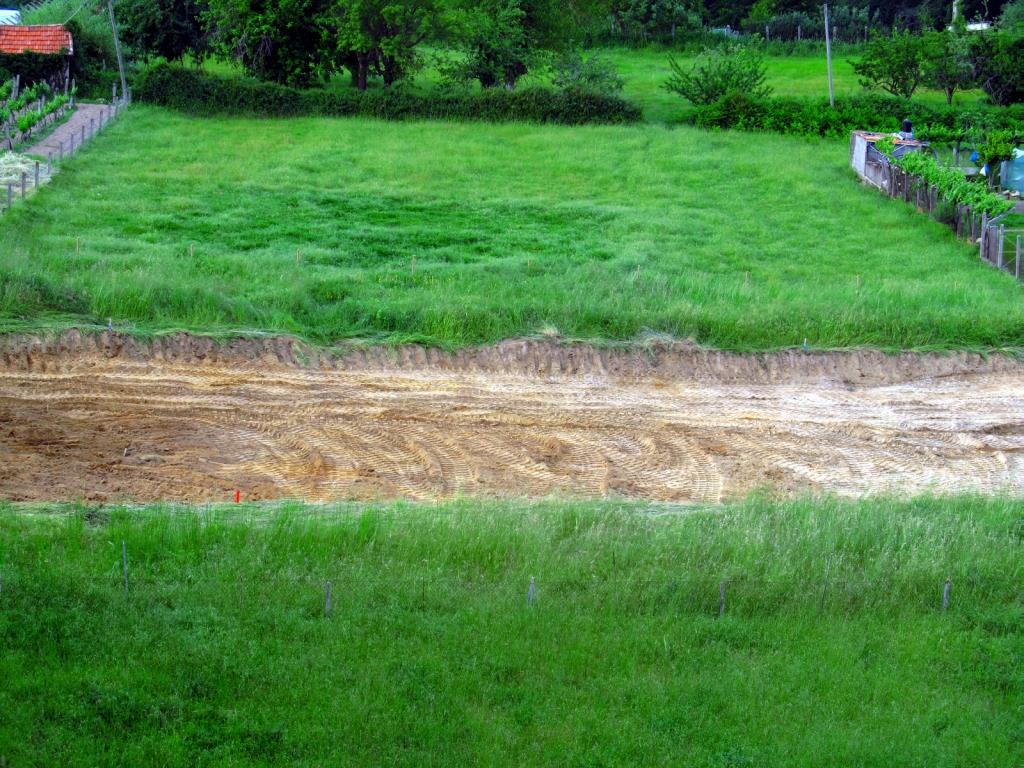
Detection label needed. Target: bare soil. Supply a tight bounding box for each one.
[1,332,1022,503]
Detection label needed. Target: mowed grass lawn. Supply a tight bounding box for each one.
[1,497,1021,766]
[2,106,1022,349]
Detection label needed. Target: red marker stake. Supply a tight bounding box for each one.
[235,490,241,504]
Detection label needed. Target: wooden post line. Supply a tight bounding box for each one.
[718,581,727,617]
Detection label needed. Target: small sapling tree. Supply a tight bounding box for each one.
[664,43,771,105]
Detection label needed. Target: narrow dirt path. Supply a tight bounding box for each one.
[1,336,1021,503]
[24,103,111,159]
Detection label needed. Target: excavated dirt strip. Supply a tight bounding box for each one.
[0,333,1022,503]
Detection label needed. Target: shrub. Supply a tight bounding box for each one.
[683,91,1024,139]
[550,50,624,96]
[664,43,771,106]
[134,63,642,124]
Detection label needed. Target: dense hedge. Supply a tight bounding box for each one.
[134,63,642,125]
[688,90,1024,139]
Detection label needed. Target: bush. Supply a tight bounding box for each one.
[134,63,642,124]
[686,91,1024,139]
[550,50,624,96]
[664,43,770,106]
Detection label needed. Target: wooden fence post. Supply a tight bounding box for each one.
[5,182,11,210]
[980,213,988,260]
[80,124,85,146]
[34,161,39,189]
[997,225,1006,270]
[718,581,726,617]
[1016,235,1022,281]
[942,579,951,611]
[20,172,26,199]
[47,153,52,175]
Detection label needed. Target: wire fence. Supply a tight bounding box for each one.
[1,92,129,214]
[861,143,1024,283]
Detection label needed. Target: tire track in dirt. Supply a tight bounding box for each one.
[0,345,1022,503]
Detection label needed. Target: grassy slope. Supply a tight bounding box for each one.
[0,497,1021,766]
[598,47,987,123]
[2,107,1022,349]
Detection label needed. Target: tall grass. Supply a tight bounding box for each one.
[1,107,1022,350]
[0,495,1021,766]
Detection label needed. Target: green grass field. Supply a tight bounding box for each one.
[598,47,987,123]
[3,106,1022,350]
[1,496,1021,766]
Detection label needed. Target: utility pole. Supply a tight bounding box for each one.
[107,0,127,101]
[824,3,835,108]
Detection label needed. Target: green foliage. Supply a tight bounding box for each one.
[3,105,1024,350]
[608,0,703,44]
[664,43,771,105]
[118,0,208,63]
[686,91,1024,139]
[853,30,925,99]
[204,0,331,86]
[443,0,543,89]
[22,0,121,99]
[922,29,975,105]
[0,497,1022,765]
[1000,0,1024,31]
[550,49,624,95]
[969,31,1024,107]
[874,135,896,155]
[135,63,641,123]
[895,151,1015,217]
[331,0,440,89]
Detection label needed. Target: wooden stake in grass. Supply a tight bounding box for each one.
[1016,235,1022,281]
[76,237,80,256]
[121,540,129,593]
[718,581,726,617]
[20,172,26,200]
[295,248,301,266]
[527,576,536,606]
[820,559,832,611]
[6,182,11,210]
[411,255,416,275]
[324,581,332,616]
[942,579,951,612]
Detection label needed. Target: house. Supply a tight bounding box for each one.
[0,24,73,90]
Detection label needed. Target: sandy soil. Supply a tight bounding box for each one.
[1,332,1022,503]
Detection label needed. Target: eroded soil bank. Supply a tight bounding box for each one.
[1,332,1022,503]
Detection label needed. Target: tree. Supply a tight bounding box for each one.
[853,30,926,99]
[331,0,439,89]
[204,0,333,86]
[664,43,771,105]
[119,0,208,62]
[922,29,974,103]
[610,0,703,43]
[969,31,1024,106]
[445,0,588,89]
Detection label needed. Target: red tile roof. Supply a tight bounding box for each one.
[0,25,73,56]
